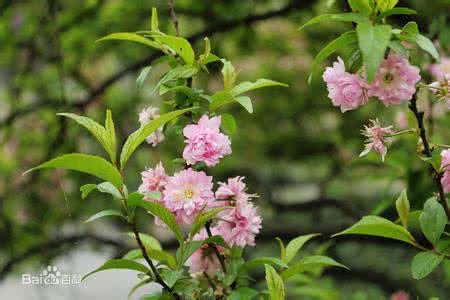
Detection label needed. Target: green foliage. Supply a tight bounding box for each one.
[283,233,320,264]
[282,256,348,279]
[83,259,150,281]
[411,251,444,280]
[419,197,448,245]
[395,189,410,228]
[84,209,124,223]
[264,264,285,300]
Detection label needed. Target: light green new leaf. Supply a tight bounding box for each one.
[82,259,149,281]
[395,189,410,228]
[80,184,97,199]
[120,108,194,170]
[57,112,116,163]
[411,251,443,280]
[375,0,399,12]
[97,32,161,50]
[416,34,439,60]
[97,181,122,198]
[243,257,289,270]
[151,7,158,31]
[153,35,195,65]
[189,207,231,239]
[25,153,123,189]
[284,233,321,264]
[127,232,162,251]
[85,209,124,223]
[276,238,286,261]
[308,31,357,83]
[348,0,372,16]
[282,256,348,279]
[419,197,448,245]
[104,110,117,164]
[221,59,237,90]
[127,193,183,244]
[357,23,392,82]
[265,264,285,300]
[376,7,416,21]
[299,13,368,31]
[231,79,288,96]
[333,216,416,245]
[235,96,253,113]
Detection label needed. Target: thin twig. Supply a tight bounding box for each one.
[168,0,180,36]
[205,221,227,273]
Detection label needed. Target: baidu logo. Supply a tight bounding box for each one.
[22,265,81,286]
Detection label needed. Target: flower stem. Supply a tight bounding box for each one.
[408,94,450,219]
[205,221,227,273]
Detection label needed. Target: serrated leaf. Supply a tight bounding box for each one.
[419,197,448,245]
[97,32,161,50]
[411,251,443,280]
[396,189,410,228]
[127,193,183,244]
[85,209,124,223]
[284,233,321,264]
[25,153,123,189]
[82,259,149,281]
[80,184,97,199]
[357,23,392,82]
[265,264,285,300]
[299,13,368,30]
[153,35,195,65]
[282,256,348,279]
[120,108,194,170]
[333,216,416,245]
[231,79,288,96]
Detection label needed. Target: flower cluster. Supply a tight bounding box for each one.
[428,56,450,106]
[139,106,165,146]
[323,53,420,112]
[138,114,262,275]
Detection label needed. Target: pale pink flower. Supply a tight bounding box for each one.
[183,115,232,167]
[323,57,368,112]
[138,162,168,198]
[428,79,450,106]
[187,229,224,275]
[139,106,165,146]
[429,56,450,80]
[441,149,450,193]
[360,119,393,161]
[215,176,255,204]
[162,168,214,225]
[395,111,408,130]
[214,202,262,247]
[368,53,421,106]
[390,291,409,300]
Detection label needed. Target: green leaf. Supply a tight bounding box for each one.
[25,153,123,189]
[308,31,358,83]
[148,250,177,269]
[122,249,142,260]
[57,112,116,163]
[396,22,439,60]
[235,96,253,114]
[357,23,392,82]
[377,7,416,20]
[231,79,288,96]
[97,32,161,50]
[160,269,183,288]
[416,34,439,60]
[137,66,152,88]
[80,184,97,199]
[220,113,237,135]
[284,233,321,264]
[127,193,183,244]
[97,181,122,198]
[127,232,162,251]
[420,154,442,171]
[388,40,408,56]
[436,238,450,255]
[282,256,348,279]
[348,0,372,16]
[210,91,235,111]
[128,279,152,299]
[104,110,117,164]
[243,257,289,270]
[375,0,399,12]
[153,35,195,65]
[120,108,194,170]
[189,207,231,239]
[395,189,410,228]
[82,259,150,281]
[156,65,199,93]
[177,235,226,267]
[221,59,237,90]
[411,251,443,280]
[264,264,285,300]
[299,13,368,30]
[228,287,259,300]
[419,197,448,245]
[333,216,416,245]
[276,238,286,262]
[85,209,124,223]
[151,7,159,32]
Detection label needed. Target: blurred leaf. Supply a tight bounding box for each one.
[85,209,124,223]
[80,184,97,199]
[176,235,226,267]
[235,96,253,114]
[265,264,285,300]
[221,59,237,90]
[375,0,399,12]
[282,256,348,279]
[160,269,183,288]
[284,233,321,264]
[137,66,152,88]
[128,279,152,299]
[396,189,410,228]
[416,34,440,60]
[221,113,237,134]
[97,32,161,49]
[231,79,288,96]
[228,287,258,300]
[82,259,149,281]
[377,7,416,21]
[243,257,289,270]
[348,0,372,16]
[25,153,123,189]
[419,197,447,245]
[299,13,368,31]
[411,251,443,280]
[151,7,159,31]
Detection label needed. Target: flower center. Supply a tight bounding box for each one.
[184,189,194,199]
[383,72,394,83]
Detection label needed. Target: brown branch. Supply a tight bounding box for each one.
[168,0,180,36]
[205,221,227,273]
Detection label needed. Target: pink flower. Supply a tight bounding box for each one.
[182,115,232,167]
[428,79,450,105]
[138,162,168,199]
[139,106,165,146]
[187,229,224,275]
[360,119,393,161]
[429,56,450,80]
[390,291,409,300]
[162,168,214,225]
[441,149,450,193]
[214,202,262,247]
[215,176,255,204]
[323,57,368,112]
[368,53,421,106]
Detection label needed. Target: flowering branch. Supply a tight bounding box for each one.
[205,221,227,273]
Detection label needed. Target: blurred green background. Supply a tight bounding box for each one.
[1,0,450,299]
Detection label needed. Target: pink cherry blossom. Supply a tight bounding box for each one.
[214,202,262,247]
[368,53,421,106]
[390,291,409,300]
[215,176,255,204]
[360,119,393,161]
[139,106,165,146]
[182,115,232,167]
[428,56,450,81]
[323,57,368,112]
[428,79,450,106]
[441,149,450,193]
[138,162,168,199]
[187,229,224,275]
[162,168,214,225]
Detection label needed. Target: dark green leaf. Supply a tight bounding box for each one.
[377,7,416,21]
[228,287,259,300]
[243,257,289,270]
[189,207,231,239]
